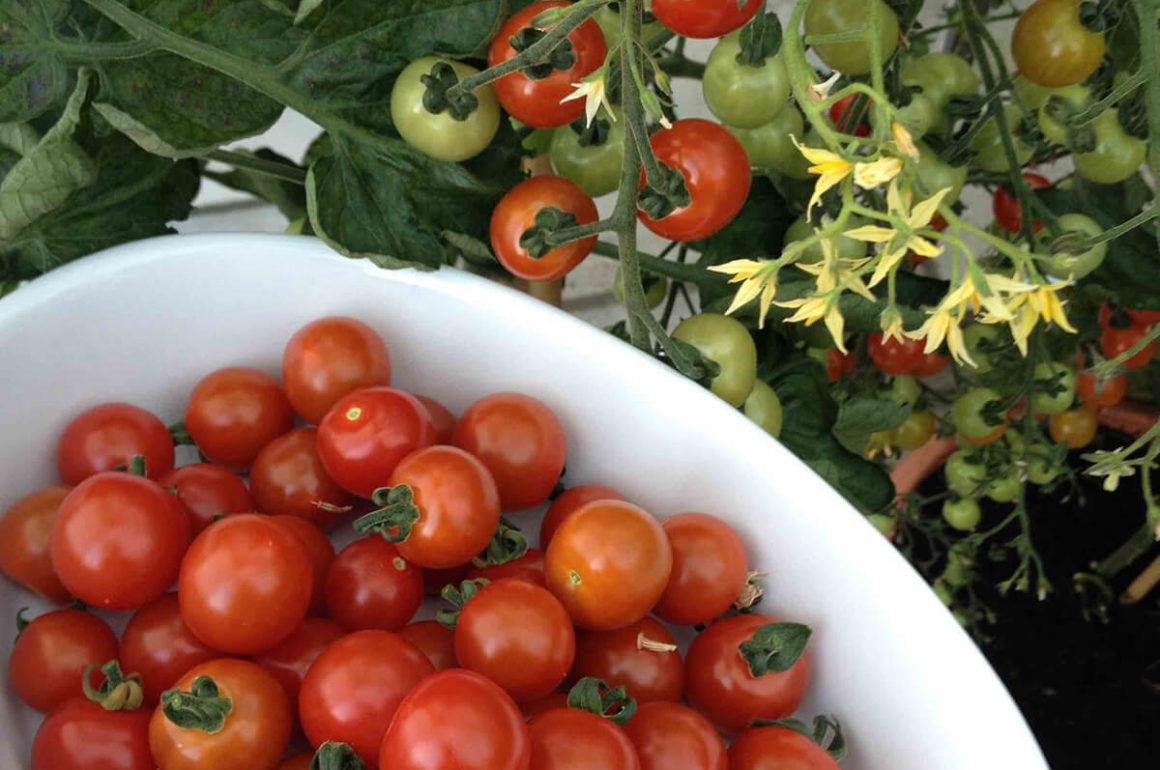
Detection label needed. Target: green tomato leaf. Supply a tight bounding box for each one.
[0,0,73,123]
[204,147,306,221]
[832,397,909,456]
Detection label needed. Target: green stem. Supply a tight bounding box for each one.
[547,218,615,246]
[1084,204,1160,247]
[207,149,307,184]
[655,56,705,79]
[803,30,868,46]
[782,0,843,150]
[1095,523,1156,577]
[865,0,890,139]
[615,0,650,349]
[593,241,725,285]
[1135,0,1160,256]
[52,37,156,61]
[1068,71,1149,127]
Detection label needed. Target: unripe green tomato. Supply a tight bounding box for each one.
[1074,109,1148,185]
[390,57,500,162]
[727,107,808,175]
[1026,446,1061,484]
[914,142,968,204]
[549,116,626,198]
[970,104,1034,174]
[1013,74,1055,111]
[866,513,895,535]
[703,33,791,129]
[943,497,982,531]
[743,379,784,439]
[784,215,869,264]
[943,549,972,586]
[953,387,1006,440]
[1030,361,1077,415]
[866,430,895,456]
[804,0,900,76]
[945,449,986,496]
[893,410,936,451]
[614,266,667,309]
[880,375,920,407]
[900,53,981,108]
[1037,213,1107,280]
[1004,428,1025,456]
[961,324,1003,374]
[985,467,1021,503]
[595,2,664,48]
[672,313,758,407]
[1037,84,1090,145]
[870,92,935,138]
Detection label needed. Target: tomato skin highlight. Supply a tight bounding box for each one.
[491,176,599,282]
[569,616,684,704]
[159,463,253,536]
[728,725,840,770]
[685,613,811,734]
[250,428,354,530]
[455,578,576,702]
[178,513,313,655]
[541,484,626,549]
[51,472,189,610]
[282,316,392,425]
[489,2,608,129]
[527,707,641,770]
[399,620,458,671]
[249,616,345,704]
[32,697,154,770]
[325,536,423,630]
[653,512,748,626]
[300,630,435,769]
[184,366,295,469]
[0,485,72,604]
[9,609,118,714]
[624,701,728,770]
[57,402,174,484]
[652,0,762,38]
[639,119,751,242]
[379,668,532,770]
[119,593,220,705]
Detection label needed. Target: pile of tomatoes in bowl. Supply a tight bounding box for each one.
[1,316,839,770]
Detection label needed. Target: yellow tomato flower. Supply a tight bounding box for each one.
[909,306,974,366]
[560,67,613,127]
[845,179,950,287]
[708,259,780,328]
[808,72,842,101]
[1005,282,1077,354]
[892,122,920,159]
[880,307,907,344]
[853,156,903,189]
[792,137,854,214]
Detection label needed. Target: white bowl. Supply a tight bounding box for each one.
[0,234,1046,769]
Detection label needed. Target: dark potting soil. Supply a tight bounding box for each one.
[914,429,1160,769]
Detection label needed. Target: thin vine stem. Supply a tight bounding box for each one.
[1068,70,1149,127]
[206,149,307,184]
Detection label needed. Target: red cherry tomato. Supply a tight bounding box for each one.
[1077,372,1126,408]
[826,349,856,383]
[489,2,608,129]
[278,755,313,770]
[149,659,292,770]
[467,547,547,586]
[119,593,220,705]
[540,484,626,549]
[545,500,672,631]
[9,610,118,713]
[386,445,502,569]
[184,367,295,469]
[250,428,354,530]
[51,472,189,610]
[325,536,423,630]
[685,614,811,733]
[282,316,392,425]
[653,512,747,626]
[317,387,437,498]
[1126,309,1160,327]
[569,617,684,704]
[270,514,335,615]
[453,393,566,511]
[381,669,531,770]
[652,0,762,38]
[0,486,72,603]
[528,707,640,770]
[1102,325,1156,370]
[250,617,345,704]
[56,402,174,484]
[829,94,871,137]
[624,701,728,770]
[455,578,576,702]
[178,514,312,654]
[398,620,458,671]
[728,725,840,769]
[491,176,599,282]
[416,395,456,443]
[300,630,435,769]
[913,349,950,377]
[32,696,154,770]
[993,173,1050,234]
[158,464,252,536]
[639,119,751,242]
[867,333,926,375]
[521,691,569,720]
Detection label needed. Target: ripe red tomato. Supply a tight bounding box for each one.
[9,609,118,713]
[282,316,392,424]
[829,94,870,137]
[158,463,252,536]
[728,726,839,769]
[384,445,502,568]
[300,630,435,769]
[624,702,728,770]
[270,514,335,615]
[1049,407,1099,449]
[1126,309,1160,327]
[545,499,672,631]
[398,620,458,671]
[639,119,751,242]
[540,484,625,549]
[1101,325,1157,370]
[867,334,925,375]
[491,176,599,282]
[1077,371,1126,408]
[652,0,762,38]
[178,514,312,654]
[521,691,570,721]
[51,472,189,610]
[325,536,423,630]
[316,386,437,498]
[467,547,547,586]
[826,349,855,383]
[453,392,566,511]
[250,617,345,703]
[913,349,950,377]
[32,696,154,770]
[0,486,72,603]
[56,402,174,484]
[119,593,220,704]
[488,2,608,129]
[416,394,456,443]
[527,707,640,770]
[149,659,292,770]
[184,367,295,469]
[250,428,354,530]
[653,512,747,626]
[455,578,576,702]
[685,614,811,733]
[380,669,531,770]
[569,616,684,704]
[993,173,1050,234]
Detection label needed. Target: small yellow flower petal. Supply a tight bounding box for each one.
[708,259,766,279]
[559,72,611,127]
[853,157,903,189]
[868,246,907,288]
[907,235,942,258]
[880,310,906,344]
[843,225,896,243]
[824,304,847,353]
[908,188,952,229]
[758,278,778,329]
[944,321,975,367]
[892,122,920,159]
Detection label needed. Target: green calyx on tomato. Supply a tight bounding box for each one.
[472,518,529,568]
[160,675,234,733]
[985,467,1020,503]
[1074,109,1148,185]
[391,57,500,162]
[508,26,578,80]
[81,660,144,712]
[1037,213,1107,279]
[803,0,900,76]
[672,313,758,408]
[565,677,638,726]
[1038,84,1094,148]
[550,115,626,198]
[1029,361,1077,415]
[518,206,582,260]
[744,379,784,439]
[953,387,1007,440]
[737,622,812,677]
[352,485,420,544]
[311,741,366,770]
[435,578,491,629]
[703,31,790,129]
[900,53,979,135]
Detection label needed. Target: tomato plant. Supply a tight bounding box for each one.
[491,175,599,281]
[1038,213,1107,280]
[0,486,72,604]
[570,616,684,704]
[1101,325,1157,370]
[953,388,1007,441]
[867,334,925,376]
[1049,408,1099,449]
[1077,372,1126,408]
[158,464,252,536]
[829,94,870,137]
[728,107,810,177]
[184,367,295,469]
[119,593,219,704]
[550,115,626,198]
[56,403,174,484]
[282,316,392,425]
[993,173,1050,234]
[9,610,118,713]
[1029,361,1076,415]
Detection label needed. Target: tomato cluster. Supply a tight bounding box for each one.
[2,314,836,769]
